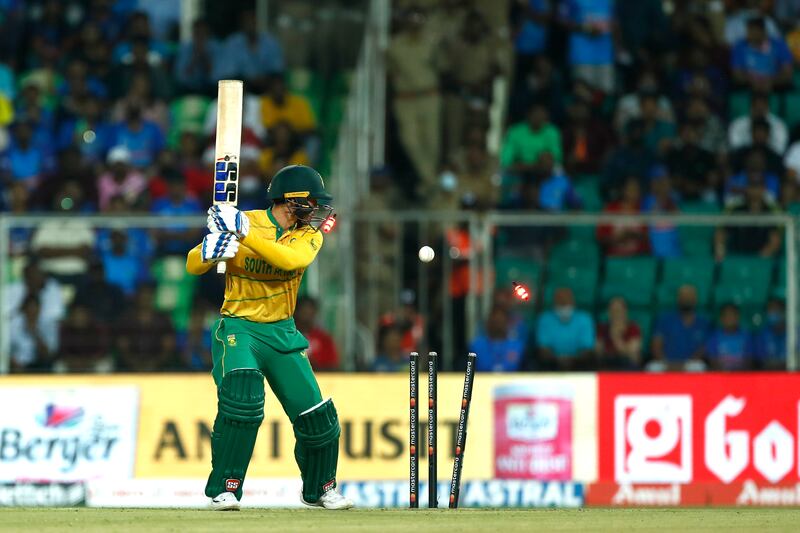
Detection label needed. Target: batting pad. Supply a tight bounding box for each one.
[293,398,341,502]
[205,369,265,500]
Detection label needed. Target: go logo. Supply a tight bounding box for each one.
[614,395,693,483]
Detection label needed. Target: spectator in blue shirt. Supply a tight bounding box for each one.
[536,287,595,370]
[534,151,582,211]
[650,284,711,371]
[706,303,753,371]
[174,19,221,95]
[732,17,793,90]
[57,96,112,164]
[642,167,681,258]
[560,0,615,93]
[371,326,408,372]
[471,306,527,372]
[110,104,165,169]
[150,170,203,255]
[220,9,285,92]
[752,297,789,370]
[1,121,52,190]
[112,11,171,66]
[511,0,551,86]
[14,81,54,156]
[99,229,150,297]
[490,287,530,347]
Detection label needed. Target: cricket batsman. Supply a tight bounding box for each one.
[185,165,353,511]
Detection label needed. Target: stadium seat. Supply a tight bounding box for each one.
[567,224,596,242]
[549,239,600,270]
[719,257,773,289]
[599,258,658,310]
[287,67,325,119]
[599,282,653,308]
[573,177,603,212]
[168,95,211,147]
[729,91,750,119]
[661,257,715,288]
[152,256,197,331]
[657,257,713,308]
[728,91,780,119]
[783,91,800,129]
[674,202,719,257]
[604,257,658,288]
[495,257,542,288]
[544,266,597,310]
[680,201,721,214]
[713,283,769,314]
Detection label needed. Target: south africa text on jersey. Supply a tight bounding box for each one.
[243,256,298,279]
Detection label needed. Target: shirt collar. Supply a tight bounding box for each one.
[267,208,283,240]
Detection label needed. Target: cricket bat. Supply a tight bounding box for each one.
[213,80,243,273]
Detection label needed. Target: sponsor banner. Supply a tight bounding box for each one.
[87,478,303,508]
[585,483,707,506]
[0,482,85,507]
[494,382,573,480]
[340,480,584,508]
[599,373,800,485]
[0,386,139,482]
[0,373,596,481]
[86,478,584,508]
[587,481,800,507]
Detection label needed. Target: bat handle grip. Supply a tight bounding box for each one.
[217,262,227,274]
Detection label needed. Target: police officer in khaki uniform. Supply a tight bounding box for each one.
[387,6,443,197]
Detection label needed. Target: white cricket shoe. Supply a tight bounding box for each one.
[210,492,241,511]
[301,489,354,510]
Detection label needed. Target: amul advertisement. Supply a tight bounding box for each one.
[598,373,800,485]
[0,387,139,482]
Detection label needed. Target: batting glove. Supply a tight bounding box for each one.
[201,233,240,263]
[207,205,250,239]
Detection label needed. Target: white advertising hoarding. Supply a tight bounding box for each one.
[0,386,139,482]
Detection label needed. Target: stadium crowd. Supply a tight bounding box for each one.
[372,0,800,373]
[0,0,338,373]
[3,0,800,373]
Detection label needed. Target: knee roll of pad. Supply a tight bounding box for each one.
[218,369,265,425]
[293,399,341,446]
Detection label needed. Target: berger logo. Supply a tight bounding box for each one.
[227,335,237,347]
[506,402,558,441]
[225,479,241,492]
[36,404,84,428]
[322,479,336,493]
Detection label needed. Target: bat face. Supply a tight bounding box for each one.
[214,155,239,205]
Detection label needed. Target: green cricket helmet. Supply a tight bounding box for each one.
[267,165,333,230]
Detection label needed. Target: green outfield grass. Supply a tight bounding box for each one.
[3,508,800,532]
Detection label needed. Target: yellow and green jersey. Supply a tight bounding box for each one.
[186,209,323,323]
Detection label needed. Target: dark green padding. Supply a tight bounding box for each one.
[293,399,341,502]
[205,369,265,500]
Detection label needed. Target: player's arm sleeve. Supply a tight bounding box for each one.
[186,243,214,275]
[241,231,322,271]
